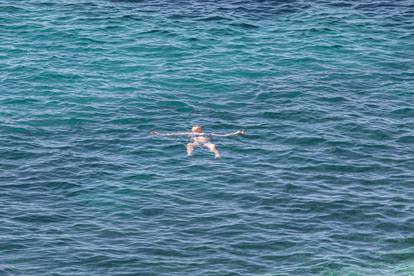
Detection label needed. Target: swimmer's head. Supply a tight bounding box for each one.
[191,125,203,133]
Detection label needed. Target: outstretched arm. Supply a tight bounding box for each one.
[150,131,192,136]
[211,130,246,137]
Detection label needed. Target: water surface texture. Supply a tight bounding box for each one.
[1,0,414,275]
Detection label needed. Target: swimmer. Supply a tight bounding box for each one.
[151,125,245,159]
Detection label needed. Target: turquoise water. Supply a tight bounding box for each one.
[1,0,414,275]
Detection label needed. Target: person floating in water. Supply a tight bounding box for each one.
[151,125,245,159]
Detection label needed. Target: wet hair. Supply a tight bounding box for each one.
[192,125,203,132]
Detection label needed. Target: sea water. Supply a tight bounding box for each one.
[1,0,413,275]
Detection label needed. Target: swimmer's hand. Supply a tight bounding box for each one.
[235,130,246,136]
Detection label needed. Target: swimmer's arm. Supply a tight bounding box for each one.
[150,131,192,136]
[210,130,246,137]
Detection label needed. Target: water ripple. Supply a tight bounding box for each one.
[1,0,413,275]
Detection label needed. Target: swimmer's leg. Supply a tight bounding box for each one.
[187,142,198,156]
[204,142,220,159]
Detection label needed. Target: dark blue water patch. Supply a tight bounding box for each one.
[355,0,413,10]
[1,0,414,275]
[197,15,233,22]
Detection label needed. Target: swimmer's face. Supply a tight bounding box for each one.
[191,125,203,133]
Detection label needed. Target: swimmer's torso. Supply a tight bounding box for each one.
[191,132,210,143]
